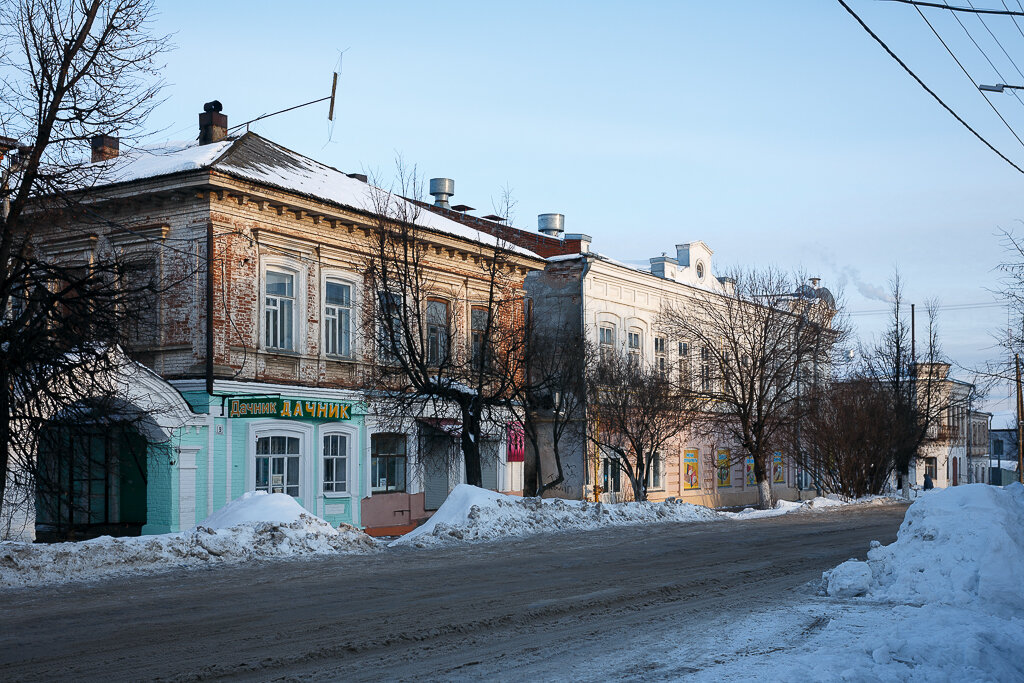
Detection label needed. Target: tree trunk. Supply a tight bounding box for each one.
[754,454,772,509]
[460,402,483,488]
[523,438,539,497]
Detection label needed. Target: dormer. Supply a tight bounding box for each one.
[676,241,713,284]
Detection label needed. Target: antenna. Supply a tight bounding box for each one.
[229,71,341,133]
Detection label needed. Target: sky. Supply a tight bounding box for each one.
[142,1,1024,424]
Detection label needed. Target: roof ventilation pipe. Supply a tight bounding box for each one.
[538,213,564,238]
[429,178,454,208]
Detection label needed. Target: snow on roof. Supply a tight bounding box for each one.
[89,134,542,260]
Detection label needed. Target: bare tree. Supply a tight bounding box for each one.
[361,161,532,488]
[512,310,587,497]
[0,0,170,526]
[858,275,946,498]
[586,347,701,502]
[799,377,898,498]
[660,269,840,509]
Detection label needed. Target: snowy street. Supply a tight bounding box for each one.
[0,504,907,682]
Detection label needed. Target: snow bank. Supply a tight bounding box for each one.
[824,483,1024,616]
[200,490,308,527]
[391,484,721,547]
[0,492,377,589]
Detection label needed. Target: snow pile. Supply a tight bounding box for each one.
[824,483,1024,614]
[391,484,721,547]
[0,492,376,588]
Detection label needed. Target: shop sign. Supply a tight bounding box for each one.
[228,397,352,420]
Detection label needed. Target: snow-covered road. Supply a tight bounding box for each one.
[0,504,907,681]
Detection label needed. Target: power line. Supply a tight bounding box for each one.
[968,0,1024,84]
[915,3,1024,148]
[881,0,1024,16]
[836,0,1024,174]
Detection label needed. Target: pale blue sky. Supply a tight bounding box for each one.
[144,1,1024,422]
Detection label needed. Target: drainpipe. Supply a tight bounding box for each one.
[579,255,593,500]
[206,220,215,398]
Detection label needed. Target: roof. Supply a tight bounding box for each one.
[90,133,544,261]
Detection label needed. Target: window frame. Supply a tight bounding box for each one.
[321,424,356,496]
[471,305,491,370]
[425,298,451,367]
[248,421,312,500]
[261,257,305,353]
[322,271,356,359]
[370,432,408,494]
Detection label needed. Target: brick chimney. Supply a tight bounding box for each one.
[90,134,119,162]
[199,100,227,145]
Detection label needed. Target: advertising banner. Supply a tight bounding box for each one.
[684,449,700,490]
[773,451,785,484]
[746,456,756,487]
[717,448,731,488]
[228,397,352,420]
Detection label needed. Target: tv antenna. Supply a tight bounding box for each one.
[229,70,340,133]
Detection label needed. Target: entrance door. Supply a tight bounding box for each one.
[421,428,451,511]
[952,457,958,486]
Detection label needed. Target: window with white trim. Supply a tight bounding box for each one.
[377,291,404,363]
[255,435,300,497]
[264,269,295,351]
[324,279,352,357]
[655,336,667,375]
[322,433,349,493]
[599,324,615,361]
[628,329,642,364]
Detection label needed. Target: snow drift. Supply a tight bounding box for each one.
[824,483,1024,614]
[392,484,722,547]
[0,492,376,588]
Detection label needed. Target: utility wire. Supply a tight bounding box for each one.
[969,0,1024,84]
[837,0,1024,174]
[1004,0,1024,42]
[881,0,1024,15]
[950,0,1024,115]
[916,4,1024,148]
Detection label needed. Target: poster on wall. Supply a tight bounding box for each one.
[773,451,785,484]
[746,456,756,487]
[506,423,525,462]
[684,449,700,490]
[717,448,731,488]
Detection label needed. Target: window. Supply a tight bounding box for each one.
[599,325,615,360]
[628,330,642,363]
[265,269,295,351]
[701,346,712,391]
[426,299,450,366]
[678,341,689,357]
[695,261,705,280]
[256,435,300,497]
[647,453,663,490]
[377,291,404,362]
[371,433,407,493]
[654,337,666,354]
[924,457,938,480]
[324,280,352,357]
[602,457,621,494]
[322,433,349,493]
[471,307,490,369]
[654,337,667,374]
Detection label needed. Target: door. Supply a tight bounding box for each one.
[421,429,451,511]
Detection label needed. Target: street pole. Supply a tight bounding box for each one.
[1016,354,1023,484]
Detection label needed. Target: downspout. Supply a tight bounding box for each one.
[206,220,215,398]
[579,255,593,500]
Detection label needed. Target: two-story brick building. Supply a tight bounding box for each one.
[3,103,558,541]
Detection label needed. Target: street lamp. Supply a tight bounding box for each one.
[979,83,1024,93]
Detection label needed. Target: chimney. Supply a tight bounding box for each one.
[809,277,821,288]
[11,145,32,172]
[538,213,564,238]
[199,100,227,145]
[429,178,454,208]
[90,134,119,162]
